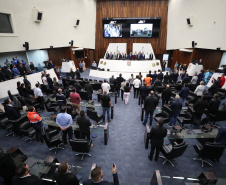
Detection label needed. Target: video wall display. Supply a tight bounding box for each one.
[103,17,161,38]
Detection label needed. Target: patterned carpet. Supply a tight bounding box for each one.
[0,68,226,185]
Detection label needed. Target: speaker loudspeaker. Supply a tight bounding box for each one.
[32,8,43,22]
[187,16,194,26]
[23,42,29,50]
[69,40,74,47]
[73,18,80,27]
[192,41,197,48]
[217,47,221,51]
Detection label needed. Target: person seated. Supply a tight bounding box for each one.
[21,83,29,98]
[29,62,36,73]
[92,61,97,69]
[83,164,119,185]
[18,63,25,76]
[12,164,42,185]
[23,75,31,88]
[4,99,21,121]
[12,65,20,77]
[54,161,80,185]
[0,67,6,82]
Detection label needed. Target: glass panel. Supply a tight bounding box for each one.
[0,13,13,33]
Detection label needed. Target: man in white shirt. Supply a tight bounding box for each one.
[42,73,49,89]
[101,79,110,94]
[133,75,141,98]
[34,83,45,110]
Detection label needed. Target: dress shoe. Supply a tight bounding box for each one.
[148,155,152,161]
[142,122,146,126]
[168,124,172,127]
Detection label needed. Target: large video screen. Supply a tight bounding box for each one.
[130,24,153,37]
[102,17,161,38]
[104,24,122,37]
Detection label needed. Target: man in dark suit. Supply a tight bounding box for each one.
[163,72,170,84]
[47,74,54,92]
[105,51,110,59]
[54,161,80,185]
[115,74,124,98]
[152,71,157,83]
[4,99,21,121]
[23,75,31,88]
[153,77,162,89]
[12,163,42,185]
[179,83,189,106]
[143,91,159,126]
[162,60,166,71]
[215,126,226,146]
[161,85,171,106]
[18,63,25,76]
[6,66,13,79]
[128,52,133,60]
[157,71,163,82]
[76,68,81,78]
[77,110,92,140]
[74,80,82,92]
[0,67,6,81]
[140,82,150,105]
[84,80,93,100]
[150,52,154,60]
[83,164,119,185]
[193,95,208,120]
[169,94,182,126]
[182,73,191,85]
[109,52,113,59]
[148,118,167,161]
[208,80,218,95]
[207,94,221,115]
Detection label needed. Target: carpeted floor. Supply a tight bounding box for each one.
[0,68,226,185]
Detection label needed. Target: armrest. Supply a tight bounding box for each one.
[195,143,202,151]
[178,113,186,117]
[48,129,59,136]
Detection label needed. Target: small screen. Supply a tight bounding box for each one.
[130,24,153,37]
[104,24,122,37]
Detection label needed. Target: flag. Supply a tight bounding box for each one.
[117,46,118,54]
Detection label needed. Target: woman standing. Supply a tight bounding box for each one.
[124,83,131,105]
[82,61,86,71]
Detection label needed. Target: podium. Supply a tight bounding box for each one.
[61,60,76,73]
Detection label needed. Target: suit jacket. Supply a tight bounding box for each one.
[4,105,21,120]
[154,79,161,88]
[157,73,163,81]
[23,78,31,88]
[83,173,119,185]
[207,98,221,114]
[150,54,153,60]
[109,54,113,59]
[6,69,13,78]
[144,95,158,112]
[152,74,157,82]
[54,171,79,185]
[179,87,189,99]
[74,83,82,92]
[109,77,116,86]
[76,70,81,78]
[116,77,124,88]
[162,88,171,101]
[170,100,182,116]
[215,126,226,145]
[149,125,167,146]
[77,116,91,133]
[140,86,150,98]
[208,83,218,95]
[84,83,93,96]
[47,77,53,87]
[0,71,5,81]
[18,66,25,76]
[194,99,208,115]
[128,54,133,60]
[12,175,42,185]
[105,53,110,59]
[182,76,190,85]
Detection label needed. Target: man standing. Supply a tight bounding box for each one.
[84,80,93,100]
[56,106,73,145]
[101,79,110,94]
[34,83,45,110]
[193,95,208,120]
[76,68,81,78]
[148,118,167,161]
[169,95,182,127]
[18,63,25,76]
[12,164,42,185]
[27,106,44,143]
[47,74,54,92]
[83,164,119,185]
[116,74,124,98]
[219,74,225,88]
[70,88,81,115]
[139,82,150,105]
[54,161,80,185]
[144,74,151,87]
[143,91,158,126]
[109,75,116,91]
[56,88,67,109]
[128,74,135,91]
[23,75,31,88]
[100,90,111,123]
[105,51,110,59]
[77,110,92,140]
[207,94,221,115]
[150,52,154,60]
[6,66,13,79]
[161,85,171,106]
[134,75,141,98]
[179,83,189,106]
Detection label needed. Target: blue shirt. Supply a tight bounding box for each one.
[79,63,83,68]
[56,113,72,128]
[12,67,20,76]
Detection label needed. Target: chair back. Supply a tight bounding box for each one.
[161,111,169,119]
[201,142,225,160]
[163,105,172,116]
[79,91,89,101]
[87,108,95,118]
[69,139,91,153]
[170,142,188,159]
[88,110,98,122]
[41,126,51,147]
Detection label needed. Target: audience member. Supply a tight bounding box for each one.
[215,126,226,146]
[42,73,49,89]
[77,110,92,140]
[79,61,83,72]
[182,73,190,85]
[109,75,116,90]
[100,90,111,123]
[4,99,21,121]
[29,62,36,73]
[23,75,31,88]
[27,106,44,143]
[115,74,124,98]
[179,83,189,106]
[12,65,20,77]
[70,68,75,79]
[70,88,81,115]
[197,69,205,85]
[163,72,170,84]
[133,75,141,98]
[0,67,6,81]
[204,69,210,83]
[139,82,150,105]
[120,79,126,101]
[153,77,162,89]
[47,74,54,92]
[83,164,119,185]
[24,63,31,74]
[128,74,134,90]
[76,68,81,79]
[144,74,151,87]
[193,95,208,120]
[56,106,73,145]
[142,91,158,126]
[219,73,225,88]
[148,118,167,161]
[161,85,171,106]
[169,94,182,127]
[207,94,221,115]
[74,80,82,92]
[102,79,110,94]
[12,163,42,185]
[56,88,67,109]
[84,79,93,100]
[54,161,80,185]
[157,70,163,81]
[123,82,131,104]
[18,64,25,76]
[152,71,157,83]
[194,81,205,97]
[208,79,218,95]
[34,83,45,110]
[190,72,198,85]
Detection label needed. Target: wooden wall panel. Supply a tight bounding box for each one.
[171,49,223,71]
[95,0,169,62]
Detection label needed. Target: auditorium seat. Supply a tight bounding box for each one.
[70,139,92,160]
